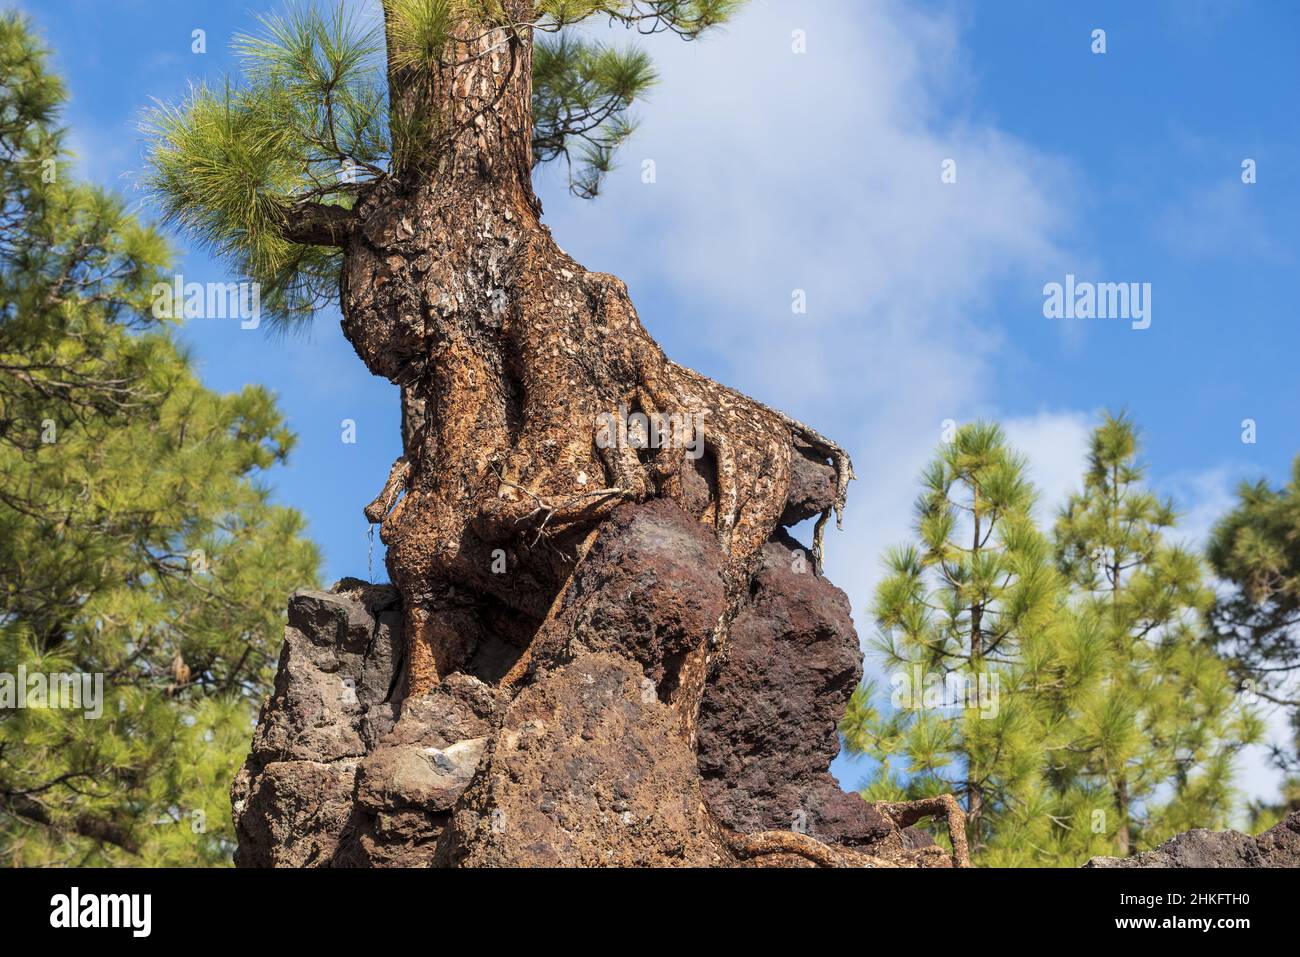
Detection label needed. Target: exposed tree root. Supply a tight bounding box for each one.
[723,796,970,869]
[722,827,898,868]
[498,526,602,689]
[363,455,411,524]
[877,794,972,868]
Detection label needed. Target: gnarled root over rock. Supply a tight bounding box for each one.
[341,176,856,701]
[226,5,963,866]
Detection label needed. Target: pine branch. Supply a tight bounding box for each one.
[277,200,359,246]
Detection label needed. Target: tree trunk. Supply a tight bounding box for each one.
[340,4,852,747]
[227,2,992,869]
[1115,776,1131,856]
[967,491,983,848]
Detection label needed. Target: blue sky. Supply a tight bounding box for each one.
[18,0,1299,810]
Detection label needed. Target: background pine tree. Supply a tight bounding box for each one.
[842,415,1261,866]
[1208,451,1300,825]
[1050,413,1260,859]
[840,422,1067,859]
[0,12,319,865]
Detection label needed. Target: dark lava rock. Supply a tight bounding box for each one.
[697,529,893,847]
[233,579,497,867]
[1085,811,1300,868]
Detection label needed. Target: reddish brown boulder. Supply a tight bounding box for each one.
[524,498,729,693]
[439,652,728,867]
[698,529,894,847]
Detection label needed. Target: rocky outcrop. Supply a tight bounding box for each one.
[232,582,500,866]
[233,500,954,867]
[441,652,728,866]
[698,530,894,848]
[1085,812,1300,868]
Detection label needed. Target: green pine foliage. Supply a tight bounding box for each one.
[145,4,386,328]
[532,34,656,198]
[842,423,1067,859]
[536,0,743,34]
[841,416,1260,866]
[145,0,722,331]
[1048,413,1259,860]
[0,12,320,865]
[1208,453,1300,788]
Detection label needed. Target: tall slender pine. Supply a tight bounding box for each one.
[1051,413,1259,856]
[843,423,1064,854]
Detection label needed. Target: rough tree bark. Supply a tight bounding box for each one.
[338,4,850,729]
[267,2,966,867]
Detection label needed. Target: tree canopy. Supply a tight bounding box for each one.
[0,12,319,865]
[842,422,1065,856]
[1049,413,1258,856]
[841,416,1260,865]
[145,0,739,330]
[1208,452,1300,823]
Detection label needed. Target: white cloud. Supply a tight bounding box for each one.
[1003,410,1092,525]
[540,0,1080,658]
[543,0,1077,418]
[1163,465,1239,550]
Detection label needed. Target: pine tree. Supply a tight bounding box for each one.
[1050,413,1260,858]
[0,12,319,865]
[842,415,1261,866]
[1207,449,1300,834]
[841,423,1065,857]
[1207,453,1300,787]
[143,0,855,756]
